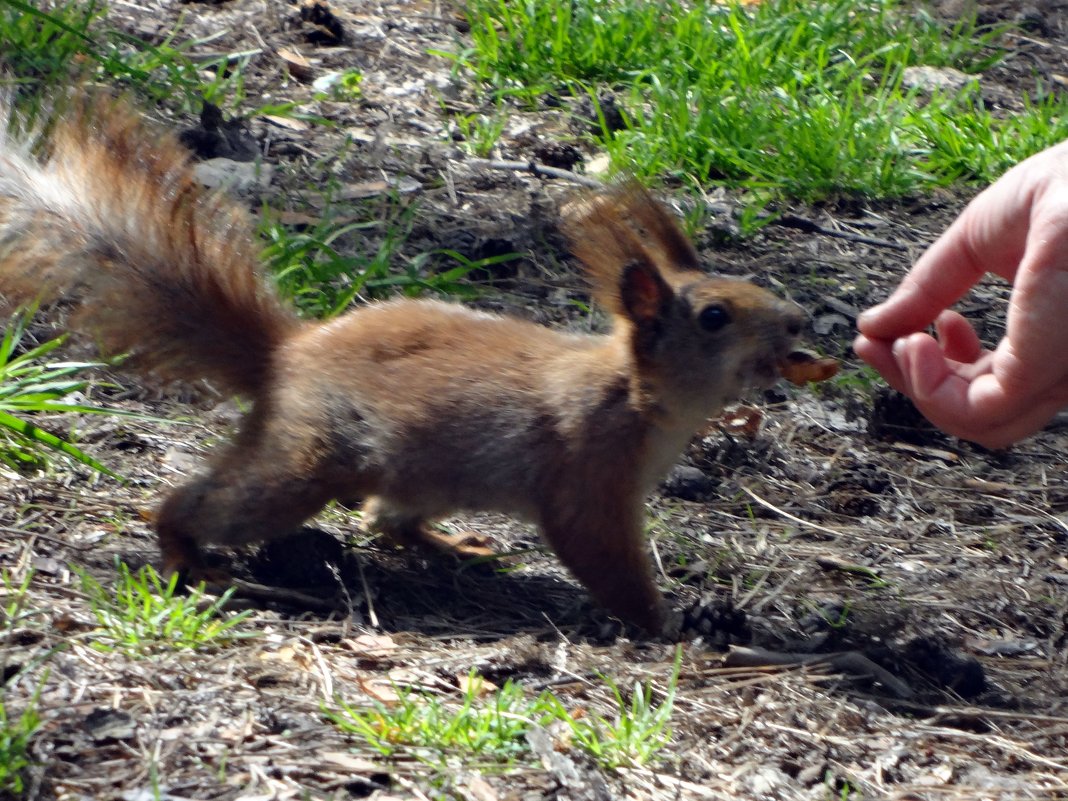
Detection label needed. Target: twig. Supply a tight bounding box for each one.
[1015,34,1068,53]
[739,485,847,540]
[856,694,1068,727]
[915,724,1068,772]
[466,158,604,188]
[224,578,341,613]
[724,644,914,699]
[772,213,910,250]
[0,525,85,550]
[355,555,379,629]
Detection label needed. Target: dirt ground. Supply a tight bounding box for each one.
[3,1,1068,799]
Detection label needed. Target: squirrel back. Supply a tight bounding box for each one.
[0,94,300,397]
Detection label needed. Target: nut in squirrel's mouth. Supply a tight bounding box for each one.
[778,349,840,386]
[742,350,840,390]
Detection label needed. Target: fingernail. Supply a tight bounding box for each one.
[856,305,882,328]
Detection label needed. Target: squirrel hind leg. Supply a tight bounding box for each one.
[363,498,498,560]
[155,462,338,579]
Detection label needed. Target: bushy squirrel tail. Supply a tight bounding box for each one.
[0,93,301,398]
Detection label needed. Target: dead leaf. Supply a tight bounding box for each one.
[272,210,325,227]
[888,442,959,462]
[585,153,611,175]
[263,114,312,131]
[359,677,401,704]
[263,642,315,670]
[457,673,497,697]
[84,708,135,742]
[300,0,345,44]
[342,632,399,659]
[320,751,384,772]
[455,772,498,801]
[277,47,315,82]
[719,404,764,438]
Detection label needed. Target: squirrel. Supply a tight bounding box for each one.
[0,95,812,632]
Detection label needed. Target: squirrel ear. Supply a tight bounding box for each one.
[620,259,673,326]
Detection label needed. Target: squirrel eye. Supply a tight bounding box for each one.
[698,303,731,332]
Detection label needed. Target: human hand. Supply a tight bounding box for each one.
[854,140,1068,448]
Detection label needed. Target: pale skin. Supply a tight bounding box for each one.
[854,139,1068,448]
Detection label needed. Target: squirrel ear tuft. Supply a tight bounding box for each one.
[613,182,701,273]
[620,259,673,326]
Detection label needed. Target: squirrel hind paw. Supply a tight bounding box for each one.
[162,561,235,593]
[160,537,233,590]
[387,524,500,561]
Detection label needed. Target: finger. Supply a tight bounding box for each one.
[857,230,987,339]
[995,197,1068,396]
[933,310,983,364]
[857,332,1057,446]
[854,323,982,394]
[897,334,1060,447]
[964,398,1067,448]
[858,161,1043,340]
[852,334,907,392]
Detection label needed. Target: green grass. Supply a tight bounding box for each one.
[0,0,264,112]
[327,673,536,762]
[327,651,680,772]
[78,561,255,655]
[1,2,515,316]
[0,0,519,339]
[0,568,43,796]
[459,0,1068,201]
[0,686,40,797]
[0,0,104,87]
[0,305,140,477]
[451,108,509,157]
[262,194,518,317]
[543,655,680,769]
[0,567,37,631]
[828,364,882,400]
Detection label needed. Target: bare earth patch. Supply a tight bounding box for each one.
[2,1,1068,799]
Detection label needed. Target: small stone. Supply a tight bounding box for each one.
[661,465,715,501]
[901,65,975,94]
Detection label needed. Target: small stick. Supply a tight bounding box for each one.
[773,213,910,251]
[740,485,846,540]
[220,578,341,613]
[466,158,605,188]
[724,644,914,699]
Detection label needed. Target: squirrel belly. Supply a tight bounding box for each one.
[0,95,807,632]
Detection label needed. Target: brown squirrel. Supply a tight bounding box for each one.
[0,96,812,632]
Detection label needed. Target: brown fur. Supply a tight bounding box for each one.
[0,96,300,397]
[0,96,805,632]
